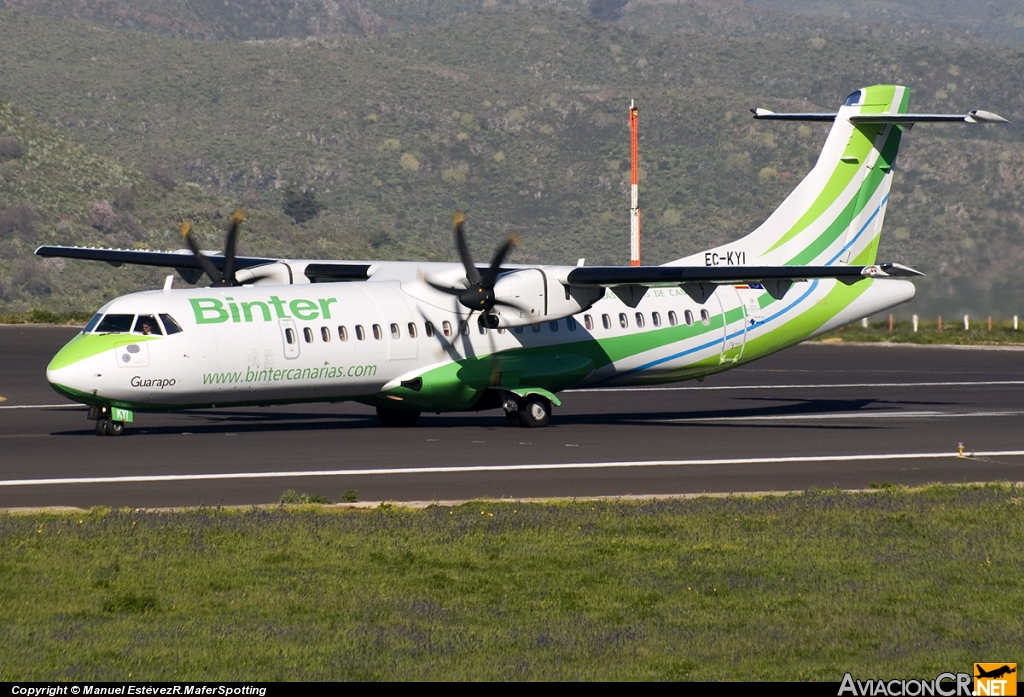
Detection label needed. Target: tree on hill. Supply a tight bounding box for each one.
[282,184,322,224]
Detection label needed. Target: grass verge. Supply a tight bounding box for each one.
[0,310,92,325]
[815,320,1024,345]
[2,484,1022,680]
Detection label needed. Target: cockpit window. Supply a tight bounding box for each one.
[160,314,183,335]
[844,90,863,107]
[95,314,134,334]
[133,315,163,336]
[82,314,103,334]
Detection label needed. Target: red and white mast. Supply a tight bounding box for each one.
[629,100,641,266]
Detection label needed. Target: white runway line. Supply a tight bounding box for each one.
[0,403,80,410]
[3,450,1024,487]
[570,380,1024,393]
[666,409,1024,423]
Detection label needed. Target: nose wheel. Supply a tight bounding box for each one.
[94,417,125,436]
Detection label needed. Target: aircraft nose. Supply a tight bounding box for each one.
[46,333,107,402]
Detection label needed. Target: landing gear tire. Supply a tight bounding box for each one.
[517,396,551,428]
[376,406,421,427]
[95,418,125,436]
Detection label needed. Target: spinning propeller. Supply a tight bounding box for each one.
[425,213,520,328]
[180,209,246,286]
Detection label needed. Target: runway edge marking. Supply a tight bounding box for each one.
[4,450,1024,487]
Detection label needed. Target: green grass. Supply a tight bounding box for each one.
[817,319,1024,345]
[1,485,1022,680]
[0,309,93,325]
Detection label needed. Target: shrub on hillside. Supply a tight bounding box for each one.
[0,136,25,160]
[0,202,40,237]
[146,163,177,190]
[90,201,116,232]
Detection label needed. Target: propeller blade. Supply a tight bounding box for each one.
[423,276,467,297]
[453,213,481,287]
[222,209,245,285]
[180,221,223,285]
[482,233,518,288]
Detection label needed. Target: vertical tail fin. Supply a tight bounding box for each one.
[673,85,910,268]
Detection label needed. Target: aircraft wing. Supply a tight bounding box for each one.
[565,262,922,302]
[566,262,922,286]
[35,245,278,271]
[35,246,376,284]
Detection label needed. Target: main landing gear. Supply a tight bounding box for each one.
[503,394,552,428]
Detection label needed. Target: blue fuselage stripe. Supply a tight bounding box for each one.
[606,279,821,382]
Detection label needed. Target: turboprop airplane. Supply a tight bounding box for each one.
[38,85,1007,436]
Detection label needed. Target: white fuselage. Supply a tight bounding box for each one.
[46,263,915,412]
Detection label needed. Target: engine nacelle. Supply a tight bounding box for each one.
[490,267,603,327]
[235,262,296,286]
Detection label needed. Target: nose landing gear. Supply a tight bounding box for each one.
[89,406,130,436]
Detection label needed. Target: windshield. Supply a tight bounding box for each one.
[94,314,135,334]
[82,313,103,334]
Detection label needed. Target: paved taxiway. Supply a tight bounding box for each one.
[2,325,1023,508]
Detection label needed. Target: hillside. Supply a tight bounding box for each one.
[0,5,1022,316]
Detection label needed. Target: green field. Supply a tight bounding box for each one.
[2,485,1021,680]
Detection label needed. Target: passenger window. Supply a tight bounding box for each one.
[285,328,296,344]
[442,321,452,337]
[602,314,611,329]
[567,317,577,331]
[303,327,314,343]
[407,322,418,339]
[160,314,183,335]
[684,310,694,326]
[321,327,331,342]
[668,311,678,327]
[96,314,134,334]
[584,314,594,330]
[390,323,401,339]
[513,326,524,334]
[635,312,645,328]
[424,322,434,338]
[652,312,661,327]
[549,320,558,332]
[497,327,505,334]
[478,320,487,335]
[133,315,163,336]
[338,326,348,341]
[373,324,383,340]
[460,321,469,336]
[531,323,542,333]
[701,309,711,325]
[83,313,103,334]
[356,325,365,340]
[619,313,628,329]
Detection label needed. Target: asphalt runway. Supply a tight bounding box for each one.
[3,324,1024,508]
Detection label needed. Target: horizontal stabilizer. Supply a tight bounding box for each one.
[751,108,1009,124]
